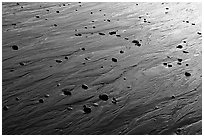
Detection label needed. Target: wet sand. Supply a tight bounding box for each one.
[2,2,202,135]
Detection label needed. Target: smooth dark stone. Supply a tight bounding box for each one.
[82,84,88,89]
[112,58,118,62]
[81,47,85,51]
[39,98,44,103]
[99,32,105,35]
[109,31,117,35]
[56,11,59,13]
[75,33,82,36]
[62,88,72,96]
[185,72,191,77]
[183,51,189,53]
[120,50,124,54]
[176,45,183,49]
[178,58,182,62]
[12,45,19,50]
[99,94,109,101]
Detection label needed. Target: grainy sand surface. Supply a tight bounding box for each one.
[2,2,202,135]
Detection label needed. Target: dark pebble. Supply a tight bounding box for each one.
[120,50,124,54]
[183,51,189,53]
[171,95,175,99]
[186,21,189,23]
[62,88,72,96]
[15,97,20,101]
[54,24,57,27]
[124,37,129,40]
[81,47,85,51]
[84,26,87,29]
[90,12,93,14]
[112,58,118,62]
[56,11,59,13]
[99,94,109,101]
[192,23,195,25]
[185,72,191,77]
[166,7,169,10]
[46,9,49,11]
[107,19,110,22]
[82,84,88,89]
[39,98,44,103]
[116,34,121,37]
[163,62,168,66]
[44,94,50,98]
[36,15,40,18]
[176,45,183,49]
[65,56,69,59]
[63,4,66,6]
[93,26,96,28]
[197,32,202,35]
[19,62,25,66]
[12,45,19,50]
[17,3,19,5]
[3,106,9,111]
[99,32,105,35]
[12,23,16,26]
[183,40,186,43]
[56,59,62,63]
[186,64,189,66]
[177,58,182,62]
[109,31,117,35]
[83,105,91,114]
[177,62,182,65]
[168,64,172,67]
[75,33,82,36]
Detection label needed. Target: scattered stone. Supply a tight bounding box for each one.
[46,9,49,12]
[39,98,44,103]
[99,94,109,101]
[92,20,95,22]
[65,56,69,59]
[63,4,66,6]
[111,58,118,62]
[15,97,20,101]
[56,59,62,63]
[93,26,96,29]
[82,84,88,89]
[185,72,191,77]
[120,50,124,54]
[75,9,78,11]
[192,23,195,25]
[107,19,110,22]
[186,64,189,66]
[116,34,121,37]
[36,15,40,18]
[165,12,168,14]
[176,45,183,49]
[3,105,9,111]
[57,83,61,87]
[75,33,82,36]
[62,88,72,96]
[183,51,189,53]
[90,12,93,14]
[168,64,172,67]
[163,62,167,66]
[16,2,19,5]
[99,32,105,35]
[54,24,57,27]
[44,94,50,98]
[12,45,19,50]
[183,40,186,43]
[124,37,129,40]
[81,47,85,51]
[19,62,25,66]
[166,7,169,10]
[12,23,16,26]
[84,26,87,29]
[171,95,175,99]
[109,31,117,35]
[101,66,104,68]
[177,62,182,65]
[56,11,59,13]
[123,77,126,80]
[67,106,73,110]
[197,32,202,35]
[186,21,189,23]
[93,103,99,107]
[177,58,182,62]
[83,105,91,114]
[132,40,141,46]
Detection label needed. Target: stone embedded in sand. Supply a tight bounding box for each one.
[63,4,66,6]
[75,33,82,36]
[19,62,25,66]
[163,62,167,66]
[107,19,110,22]
[15,97,20,101]
[62,88,72,96]
[67,106,73,111]
[36,15,40,18]
[166,7,169,10]
[109,31,117,35]
[116,34,121,37]
[82,84,88,89]
[93,103,99,107]
[176,45,183,49]
[56,59,62,63]
[81,47,86,51]
[177,62,182,65]
[192,23,195,25]
[93,26,96,28]
[177,58,182,62]
[44,94,50,98]
[3,106,9,111]
[197,32,202,35]
[84,26,87,29]
[99,32,105,35]
[16,2,19,5]
[83,105,91,114]
[54,24,57,27]
[56,11,59,13]
[183,51,189,53]
[168,64,172,67]
[186,21,189,23]
[185,72,191,77]
[90,12,93,14]
[57,83,61,87]
[65,56,69,59]
[171,95,175,99]
[124,37,129,40]
[99,94,109,101]
[132,40,141,46]
[183,40,187,43]
[120,50,124,54]
[12,23,16,26]
[111,58,118,62]
[12,45,18,50]
[186,64,189,66]
[39,98,44,103]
